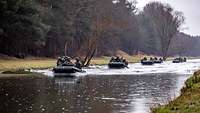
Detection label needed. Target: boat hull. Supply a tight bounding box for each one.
[53,66,83,77]
[173,60,181,63]
[172,58,186,63]
[108,62,127,69]
[154,60,163,64]
[53,73,76,77]
[141,61,154,65]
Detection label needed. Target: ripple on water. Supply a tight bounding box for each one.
[1,59,200,113]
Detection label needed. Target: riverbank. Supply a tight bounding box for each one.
[0,55,196,72]
[0,59,56,72]
[0,55,142,72]
[152,70,200,113]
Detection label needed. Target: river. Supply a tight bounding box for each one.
[1,59,200,113]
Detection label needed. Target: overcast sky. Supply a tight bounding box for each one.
[134,0,200,36]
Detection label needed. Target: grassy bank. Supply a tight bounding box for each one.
[0,59,56,71]
[90,55,141,65]
[0,55,142,72]
[152,70,200,113]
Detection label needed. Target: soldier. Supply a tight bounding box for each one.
[110,57,115,62]
[143,57,147,61]
[120,57,124,62]
[123,59,128,66]
[66,56,74,65]
[184,57,187,62]
[65,56,70,62]
[116,56,120,62]
[75,58,82,69]
[57,57,63,66]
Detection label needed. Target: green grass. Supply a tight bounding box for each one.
[0,56,138,76]
[2,69,33,74]
[0,73,44,78]
[0,55,142,71]
[90,56,141,65]
[0,55,197,72]
[152,70,200,113]
[0,55,142,73]
[0,59,56,72]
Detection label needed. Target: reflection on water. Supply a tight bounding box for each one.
[0,73,188,113]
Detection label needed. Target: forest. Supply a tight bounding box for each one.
[0,0,200,59]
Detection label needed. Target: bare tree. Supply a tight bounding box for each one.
[80,0,115,66]
[144,2,184,60]
[62,0,112,66]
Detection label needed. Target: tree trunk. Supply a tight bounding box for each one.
[64,41,68,56]
[85,48,96,67]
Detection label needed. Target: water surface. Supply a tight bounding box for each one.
[0,74,187,113]
[1,59,200,113]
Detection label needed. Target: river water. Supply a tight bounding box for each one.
[1,59,200,113]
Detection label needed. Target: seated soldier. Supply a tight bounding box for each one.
[116,56,120,62]
[120,57,124,62]
[62,56,73,65]
[65,56,70,62]
[57,57,63,66]
[110,57,115,62]
[123,59,128,66]
[143,57,147,61]
[184,57,187,62]
[75,58,82,69]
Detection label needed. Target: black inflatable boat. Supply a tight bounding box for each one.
[108,62,128,69]
[141,60,154,65]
